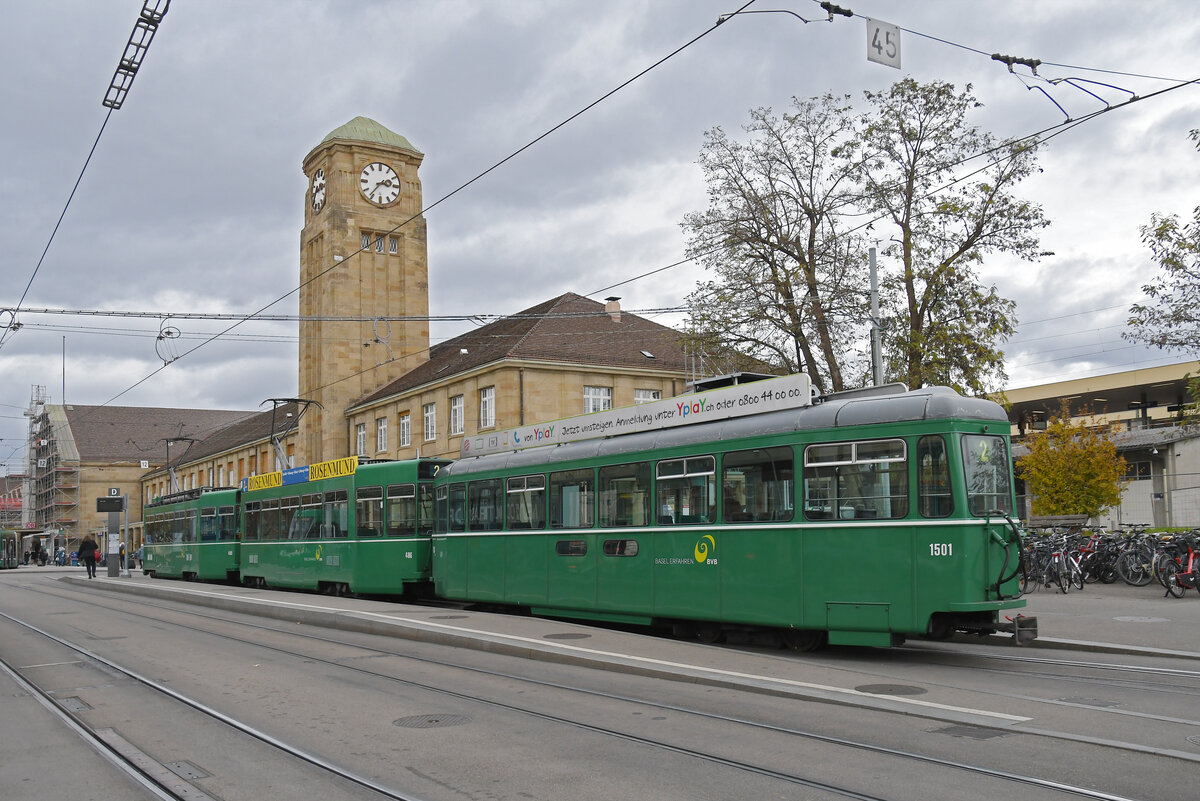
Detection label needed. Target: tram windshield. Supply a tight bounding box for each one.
[961,434,1013,516]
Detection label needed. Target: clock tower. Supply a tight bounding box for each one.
[298,117,430,464]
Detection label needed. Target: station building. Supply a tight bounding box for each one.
[1005,360,1200,528]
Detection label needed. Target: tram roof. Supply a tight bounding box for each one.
[440,385,1006,477]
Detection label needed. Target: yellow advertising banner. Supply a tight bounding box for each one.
[307,455,359,482]
[247,471,283,492]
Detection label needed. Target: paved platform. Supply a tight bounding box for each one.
[3,566,1200,797]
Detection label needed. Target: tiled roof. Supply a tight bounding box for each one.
[171,402,301,464]
[350,293,688,409]
[61,405,258,464]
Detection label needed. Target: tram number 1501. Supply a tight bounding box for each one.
[929,543,953,557]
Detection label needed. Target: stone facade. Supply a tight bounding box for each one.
[347,362,687,461]
[298,117,431,464]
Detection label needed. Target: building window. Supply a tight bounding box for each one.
[374,235,384,253]
[449,395,464,436]
[399,413,411,447]
[479,386,495,428]
[376,417,388,452]
[584,385,612,413]
[1124,461,1152,480]
[634,389,661,404]
[355,423,367,456]
[423,403,437,442]
[361,233,370,250]
[388,236,398,254]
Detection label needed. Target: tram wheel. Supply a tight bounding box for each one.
[695,625,724,644]
[782,629,826,652]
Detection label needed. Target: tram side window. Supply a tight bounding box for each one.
[290,495,322,539]
[549,469,594,529]
[506,475,546,529]
[961,434,1013,516]
[656,456,715,525]
[917,436,953,518]
[184,509,198,543]
[722,446,794,523]
[244,502,261,541]
[803,439,908,520]
[324,490,349,538]
[356,486,384,537]
[444,483,467,532]
[468,479,504,531]
[219,505,237,540]
[386,484,416,538]
[279,497,298,539]
[200,507,219,541]
[261,499,281,540]
[599,462,651,527]
[418,484,435,536]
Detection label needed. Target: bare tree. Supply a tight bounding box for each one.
[864,79,1051,393]
[681,95,870,394]
[860,79,1048,394]
[682,81,1049,396]
[1127,129,1200,353]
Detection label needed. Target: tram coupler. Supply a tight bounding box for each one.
[998,614,1038,646]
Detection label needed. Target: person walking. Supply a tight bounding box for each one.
[78,536,99,579]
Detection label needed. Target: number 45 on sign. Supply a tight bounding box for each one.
[866,18,901,69]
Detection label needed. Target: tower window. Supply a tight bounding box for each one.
[375,235,384,253]
[361,233,370,250]
[388,237,399,254]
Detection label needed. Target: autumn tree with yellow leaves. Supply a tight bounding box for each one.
[1016,401,1126,520]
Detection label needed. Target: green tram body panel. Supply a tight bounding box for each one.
[433,386,1027,643]
[143,488,242,580]
[239,459,445,594]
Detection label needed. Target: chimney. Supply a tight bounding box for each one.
[604,296,621,322]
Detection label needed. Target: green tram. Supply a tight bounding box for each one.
[433,383,1033,648]
[143,488,241,580]
[1,529,19,569]
[239,457,447,596]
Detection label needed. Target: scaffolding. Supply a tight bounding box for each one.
[23,385,78,548]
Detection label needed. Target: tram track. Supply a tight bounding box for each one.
[0,611,424,801]
[9,580,1168,801]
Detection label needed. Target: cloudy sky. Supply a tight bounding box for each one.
[2,0,1198,474]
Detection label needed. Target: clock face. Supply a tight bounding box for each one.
[359,161,400,205]
[310,168,326,212]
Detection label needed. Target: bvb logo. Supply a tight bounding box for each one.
[694,534,716,565]
[314,545,323,561]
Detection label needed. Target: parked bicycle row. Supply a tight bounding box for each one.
[1020,525,1199,598]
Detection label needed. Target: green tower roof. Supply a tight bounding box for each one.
[321,116,422,155]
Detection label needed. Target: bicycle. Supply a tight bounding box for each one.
[1160,533,1199,599]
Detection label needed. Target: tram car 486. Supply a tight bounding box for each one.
[238,457,447,596]
[433,378,1033,649]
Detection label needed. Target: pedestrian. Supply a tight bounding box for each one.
[78,535,99,579]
